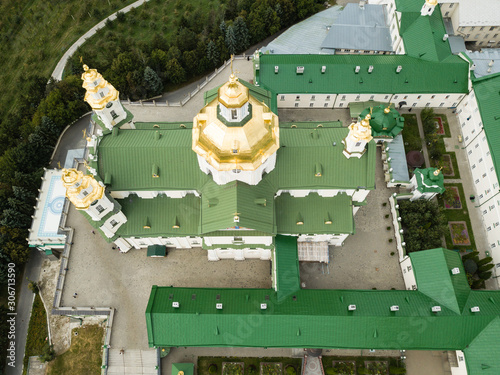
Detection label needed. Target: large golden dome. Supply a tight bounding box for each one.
[81,64,120,110]
[192,74,279,172]
[61,168,104,210]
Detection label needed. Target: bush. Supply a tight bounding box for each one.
[385,214,390,218]
[390,251,395,256]
[286,366,297,375]
[325,367,336,375]
[389,367,406,374]
[389,239,393,243]
[478,263,494,272]
[462,251,479,260]
[477,256,493,266]
[40,343,56,363]
[28,280,39,294]
[387,226,391,231]
[382,202,387,207]
[248,365,257,375]
[209,364,218,375]
[479,271,492,280]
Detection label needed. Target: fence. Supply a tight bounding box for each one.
[123,54,250,107]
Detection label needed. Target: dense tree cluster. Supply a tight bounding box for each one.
[398,199,448,253]
[65,0,323,100]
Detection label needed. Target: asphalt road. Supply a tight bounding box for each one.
[5,249,43,375]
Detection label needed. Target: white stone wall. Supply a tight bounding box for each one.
[95,99,127,131]
[207,248,271,261]
[197,153,277,186]
[122,236,202,250]
[389,93,463,109]
[296,233,349,246]
[204,236,273,247]
[335,94,392,108]
[400,256,417,290]
[276,189,369,204]
[451,350,469,375]
[100,211,127,238]
[457,91,500,272]
[277,93,336,109]
[109,190,199,199]
[86,194,114,221]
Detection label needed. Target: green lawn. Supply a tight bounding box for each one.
[0,0,137,122]
[198,357,302,375]
[22,293,48,375]
[47,325,104,375]
[438,183,476,250]
[401,114,423,155]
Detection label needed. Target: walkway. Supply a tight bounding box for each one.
[107,349,157,375]
[51,0,152,81]
[303,356,323,375]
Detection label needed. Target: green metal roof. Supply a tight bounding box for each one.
[146,249,500,353]
[275,193,354,235]
[147,244,166,257]
[413,167,446,194]
[275,235,300,301]
[200,179,275,234]
[464,317,500,374]
[172,363,194,375]
[471,73,500,180]
[116,194,200,237]
[360,105,405,139]
[268,128,376,190]
[97,128,209,191]
[257,54,468,95]
[410,248,471,314]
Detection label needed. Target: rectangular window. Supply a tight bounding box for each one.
[342,95,346,100]
[479,158,483,163]
[355,95,360,101]
[394,95,399,99]
[96,205,105,214]
[488,226,492,231]
[296,95,300,101]
[403,96,408,100]
[99,92,105,98]
[231,109,237,119]
[309,103,314,107]
[324,103,328,108]
[326,95,331,101]
[294,102,299,108]
[491,27,496,31]
[439,103,444,107]
[479,194,483,199]
[339,103,344,107]
[417,95,422,99]
[431,95,435,99]
[370,95,374,100]
[425,103,430,107]
[468,150,472,155]
[472,164,476,169]
[445,95,450,99]
[311,95,315,101]
[412,103,417,107]
[480,27,485,31]
[475,179,480,184]
[110,110,118,119]
[280,95,285,101]
[110,219,119,227]
[355,142,362,147]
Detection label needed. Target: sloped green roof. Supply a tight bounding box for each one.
[410,248,470,314]
[464,317,500,375]
[414,167,445,194]
[471,73,500,180]
[147,244,166,257]
[360,105,405,138]
[257,54,468,94]
[200,179,275,234]
[275,193,354,235]
[172,363,194,375]
[116,194,200,237]
[146,249,500,351]
[269,128,376,190]
[97,128,209,191]
[275,235,300,301]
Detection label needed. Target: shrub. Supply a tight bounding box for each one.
[209,364,218,375]
[389,239,393,243]
[462,251,479,260]
[387,226,391,231]
[477,256,493,266]
[389,367,407,374]
[390,251,395,256]
[40,343,55,363]
[478,263,494,272]
[479,271,492,280]
[385,214,390,218]
[248,365,257,375]
[28,280,39,294]
[325,367,336,375]
[382,202,387,207]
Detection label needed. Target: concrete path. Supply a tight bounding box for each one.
[303,356,323,375]
[50,113,91,169]
[406,351,451,375]
[107,349,157,375]
[51,0,152,81]
[6,250,43,375]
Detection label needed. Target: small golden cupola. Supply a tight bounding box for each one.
[61,168,104,210]
[342,113,374,159]
[192,62,279,186]
[81,64,128,131]
[421,0,438,16]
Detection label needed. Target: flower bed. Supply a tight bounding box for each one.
[449,221,471,246]
[440,154,454,176]
[364,361,388,375]
[332,361,356,375]
[223,362,244,375]
[261,363,282,375]
[434,116,445,135]
[444,186,462,209]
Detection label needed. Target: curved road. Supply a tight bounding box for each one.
[51,0,152,81]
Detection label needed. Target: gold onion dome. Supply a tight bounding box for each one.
[426,0,438,5]
[61,168,104,210]
[348,113,373,143]
[81,64,119,110]
[192,73,279,172]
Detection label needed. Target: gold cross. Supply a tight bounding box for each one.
[57,161,61,169]
[82,129,86,138]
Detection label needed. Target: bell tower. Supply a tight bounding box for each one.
[342,113,373,159]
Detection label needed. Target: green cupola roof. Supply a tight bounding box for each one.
[360,104,405,139]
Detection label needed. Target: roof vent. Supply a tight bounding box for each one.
[471,306,480,313]
[431,306,441,313]
[355,66,360,73]
[396,65,402,73]
[260,303,267,310]
[233,215,240,223]
[471,64,476,71]
[390,305,399,312]
[368,65,374,73]
[297,66,305,74]
[451,267,460,275]
[275,66,279,74]
[172,302,180,308]
[348,304,357,311]
[489,60,495,67]
[216,303,223,310]
[321,66,326,73]
[443,34,449,41]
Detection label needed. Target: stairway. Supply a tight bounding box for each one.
[107,349,158,374]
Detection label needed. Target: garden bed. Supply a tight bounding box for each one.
[444,186,462,209]
[332,360,356,375]
[223,362,245,375]
[449,221,471,246]
[364,361,388,375]
[199,357,301,375]
[430,152,460,179]
[260,362,282,375]
[434,116,445,135]
[434,114,451,137]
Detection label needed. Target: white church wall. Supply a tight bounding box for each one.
[100,211,127,238]
[204,236,273,247]
[277,94,336,109]
[207,248,271,261]
[400,256,417,290]
[109,190,199,199]
[451,351,469,375]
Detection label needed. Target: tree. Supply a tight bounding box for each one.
[143,66,163,97]
[40,344,56,363]
[165,58,186,84]
[219,20,227,37]
[225,26,237,55]
[233,17,250,50]
[207,40,220,67]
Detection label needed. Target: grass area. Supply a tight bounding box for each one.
[22,293,48,375]
[0,0,137,122]
[401,114,423,155]
[47,325,104,375]
[321,356,405,374]
[198,357,302,375]
[438,183,476,250]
